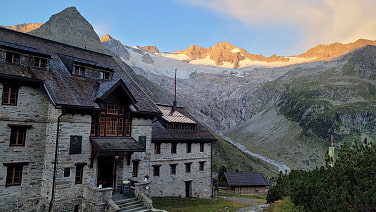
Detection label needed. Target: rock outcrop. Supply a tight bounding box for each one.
[6,23,43,33]
[297,39,376,60]
[173,42,289,68]
[137,46,160,53]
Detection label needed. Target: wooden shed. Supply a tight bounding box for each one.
[223,172,269,195]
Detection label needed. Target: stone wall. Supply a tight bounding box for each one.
[0,84,49,211]
[149,142,213,198]
[48,113,94,211]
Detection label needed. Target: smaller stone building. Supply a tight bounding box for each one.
[150,104,217,198]
[223,172,269,195]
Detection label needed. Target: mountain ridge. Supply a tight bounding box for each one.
[7,21,376,69]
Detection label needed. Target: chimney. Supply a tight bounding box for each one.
[171,69,177,114]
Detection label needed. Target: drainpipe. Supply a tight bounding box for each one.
[48,108,64,212]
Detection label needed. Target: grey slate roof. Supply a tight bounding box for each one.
[152,104,217,142]
[0,27,160,115]
[224,172,269,187]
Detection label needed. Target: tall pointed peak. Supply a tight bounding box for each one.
[28,7,107,53]
[100,34,114,42]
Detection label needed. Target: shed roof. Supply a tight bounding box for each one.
[152,104,216,143]
[224,172,269,187]
[90,137,145,152]
[159,106,196,124]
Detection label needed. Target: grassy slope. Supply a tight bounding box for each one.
[153,197,249,212]
[212,132,279,178]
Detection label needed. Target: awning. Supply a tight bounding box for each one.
[90,137,145,168]
[90,137,145,152]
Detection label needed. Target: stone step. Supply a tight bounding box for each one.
[118,202,144,209]
[119,205,148,212]
[115,198,148,212]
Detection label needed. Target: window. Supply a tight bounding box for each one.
[185,163,192,173]
[2,84,18,106]
[153,165,161,177]
[186,143,191,153]
[6,52,20,64]
[171,143,177,154]
[199,161,205,171]
[90,119,96,136]
[33,57,47,68]
[75,164,85,184]
[9,125,30,146]
[95,104,131,137]
[155,143,161,154]
[75,65,85,76]
[64,168,71,178]
[170,164,177,175]
[132,161,139,177]
[101,71,110,80]
[200,143,205,152]
[4,162,28,186]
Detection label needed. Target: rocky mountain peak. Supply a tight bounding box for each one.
[100,34,114,42]
[6,23,42,33]
[137,46,160,53]
[172,42,288,68]
[28,7,107,53]
[297,38,376,60]
[211,41,237,50]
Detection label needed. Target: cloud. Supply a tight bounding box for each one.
[179,0,376,50]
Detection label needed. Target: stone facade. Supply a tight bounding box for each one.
[0,84,50,211]
[149,142,213,198]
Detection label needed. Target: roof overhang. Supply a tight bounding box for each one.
[90,137,145,152]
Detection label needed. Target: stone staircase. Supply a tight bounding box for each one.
[114,197,149,212]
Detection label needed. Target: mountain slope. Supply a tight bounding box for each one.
[226,46,376,169]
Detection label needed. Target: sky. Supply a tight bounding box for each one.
[0,0,376,56]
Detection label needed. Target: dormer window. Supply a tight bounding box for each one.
[6,52,20,64]
[101,71,110,80]
[75,65,85,77]
[33,56,47,68]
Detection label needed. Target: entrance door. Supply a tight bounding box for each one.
[185,181,192,198]
[97,156,115,188]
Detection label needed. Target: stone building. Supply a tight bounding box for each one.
[0,27,216,211]
[150,104,216,198]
